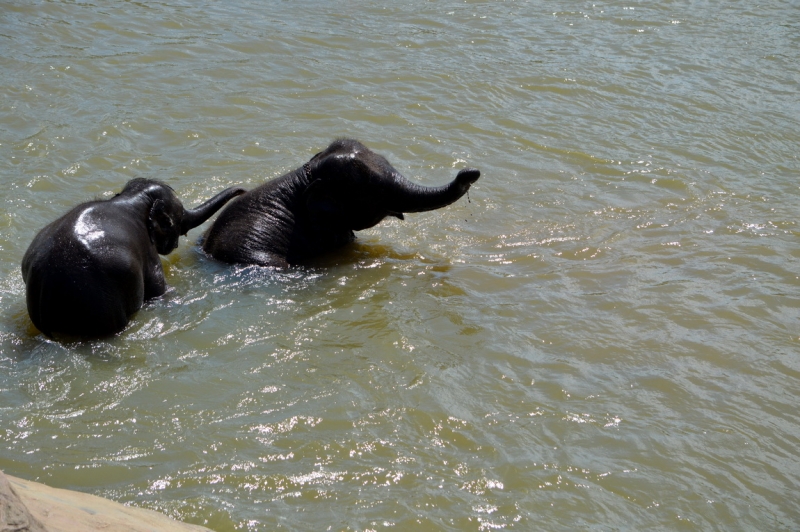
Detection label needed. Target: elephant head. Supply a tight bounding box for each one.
[117,179,246,255]
[303,139,481,231]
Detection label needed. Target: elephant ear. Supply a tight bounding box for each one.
[147,199,178,253]
[303,154,371,219]
[304,179,345,219]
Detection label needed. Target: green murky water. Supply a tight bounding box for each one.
[1,1,799,530]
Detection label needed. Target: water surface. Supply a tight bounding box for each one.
[1,1,799,530]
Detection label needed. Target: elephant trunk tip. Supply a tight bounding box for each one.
[456,168,480,187]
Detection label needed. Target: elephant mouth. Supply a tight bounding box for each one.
[388,211,405,220]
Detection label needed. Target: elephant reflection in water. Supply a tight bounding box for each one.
[22,179,245,339]
[202,138,480,268]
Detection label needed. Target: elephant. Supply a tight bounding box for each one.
[201,139,480,268]
[22,178,246,339]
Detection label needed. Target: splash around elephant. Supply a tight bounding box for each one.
[22,179,245,339]
[201,139,480,268]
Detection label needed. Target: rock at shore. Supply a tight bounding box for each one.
[1,470,212,532]
[1,470,47,532]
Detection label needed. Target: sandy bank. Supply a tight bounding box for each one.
[1,470,212,532]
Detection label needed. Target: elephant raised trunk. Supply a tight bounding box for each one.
[181,186,247,235]
[386,168,481,214]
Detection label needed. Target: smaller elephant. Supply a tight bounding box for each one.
[22,179,245,339]
[202,139,480,267]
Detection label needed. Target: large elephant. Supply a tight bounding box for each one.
[22,178,245,339]
[202,139,480,267]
